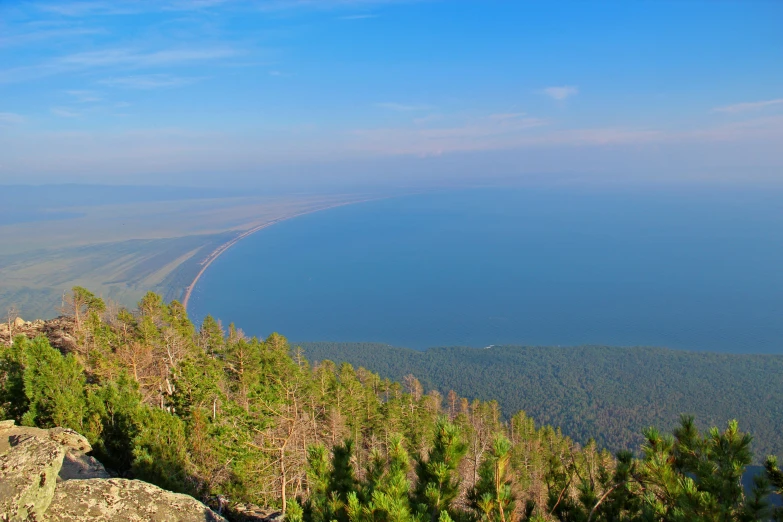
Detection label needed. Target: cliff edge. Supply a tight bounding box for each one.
[0,420,226,522]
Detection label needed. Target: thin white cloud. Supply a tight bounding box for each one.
[351,114,548,155]
[100,74,204,89]
[257,0,423,12]
[66,90,102,102]
[339,14,379,19]
[0,112,26,124]
[712,98,783,114]
[541,86,579,101]
[164,0,234,10]
[37,1,141,16]
[0,27,104,48]
[2,115,781,183]
[488,112,527,121]
[349,114,783,157]
[0,47,236,84]
[37,0,411,16]
[36,0,232,16]
[51,107,81,118]
[377,102,431,112]
[60,47,236,68]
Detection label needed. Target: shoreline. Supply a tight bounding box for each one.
[181,198,379,312]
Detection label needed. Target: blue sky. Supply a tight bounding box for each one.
[0,0,781,188]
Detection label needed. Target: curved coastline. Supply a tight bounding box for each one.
[181,198,380,311]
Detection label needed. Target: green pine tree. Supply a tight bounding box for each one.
[413,419,467,522]
[85,372,143,471]
[0,335,29,420]
[764,456,783,521]
[352,435,417,522]
[131,405,192,494]
[329,440,361,522]
[20,336,87,431]
[302,444,333,522]
[468,433,516,522]
[639,416,759,522]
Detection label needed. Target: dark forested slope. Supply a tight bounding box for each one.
[298,342,783,460]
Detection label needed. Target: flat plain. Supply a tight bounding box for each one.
[0,186,369,318]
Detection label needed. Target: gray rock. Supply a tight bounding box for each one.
[228,503,283,522]
[0,427,65,521]
[48,426,110,482]
[58,452,110,481]
[0,423,226,522]
[47,479,227,521]
[0,424,99,520]
[47,428,91,454]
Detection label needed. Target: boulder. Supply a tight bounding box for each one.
[47,479,227,521]
[0,421,227,521]
[48,427,110,482]
[227,503,282,522]
[58,452,111,481]
[0,423,65,521]
[0,316,82,353]
[47,427,91,454]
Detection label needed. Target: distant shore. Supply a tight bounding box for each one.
[181,198,380,311]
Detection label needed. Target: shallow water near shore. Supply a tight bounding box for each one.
[189,187,783,353]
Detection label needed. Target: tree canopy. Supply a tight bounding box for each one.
[1,289,780,521]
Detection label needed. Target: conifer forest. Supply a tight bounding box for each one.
[1,288,782,521]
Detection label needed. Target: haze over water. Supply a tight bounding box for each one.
[190,187,783,354]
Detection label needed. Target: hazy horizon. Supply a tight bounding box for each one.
[1,0,781,189]
[3,0,783,332]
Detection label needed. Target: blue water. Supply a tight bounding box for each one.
[189,187,783,353]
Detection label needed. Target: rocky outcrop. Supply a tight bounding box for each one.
[0,316,80,354]
[48,479,226,521]
[58,452,110,482]
[223,503,282,522]
[0,420,225,522]
[0,423,66,521]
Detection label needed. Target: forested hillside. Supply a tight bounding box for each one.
[299,343,783,461]
[1,289,782,521]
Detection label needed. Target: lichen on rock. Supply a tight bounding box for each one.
[0,421,65,521]
[0,420,226,522]
[47,478,227,521]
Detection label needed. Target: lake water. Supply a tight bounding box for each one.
[189,187,783,353]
